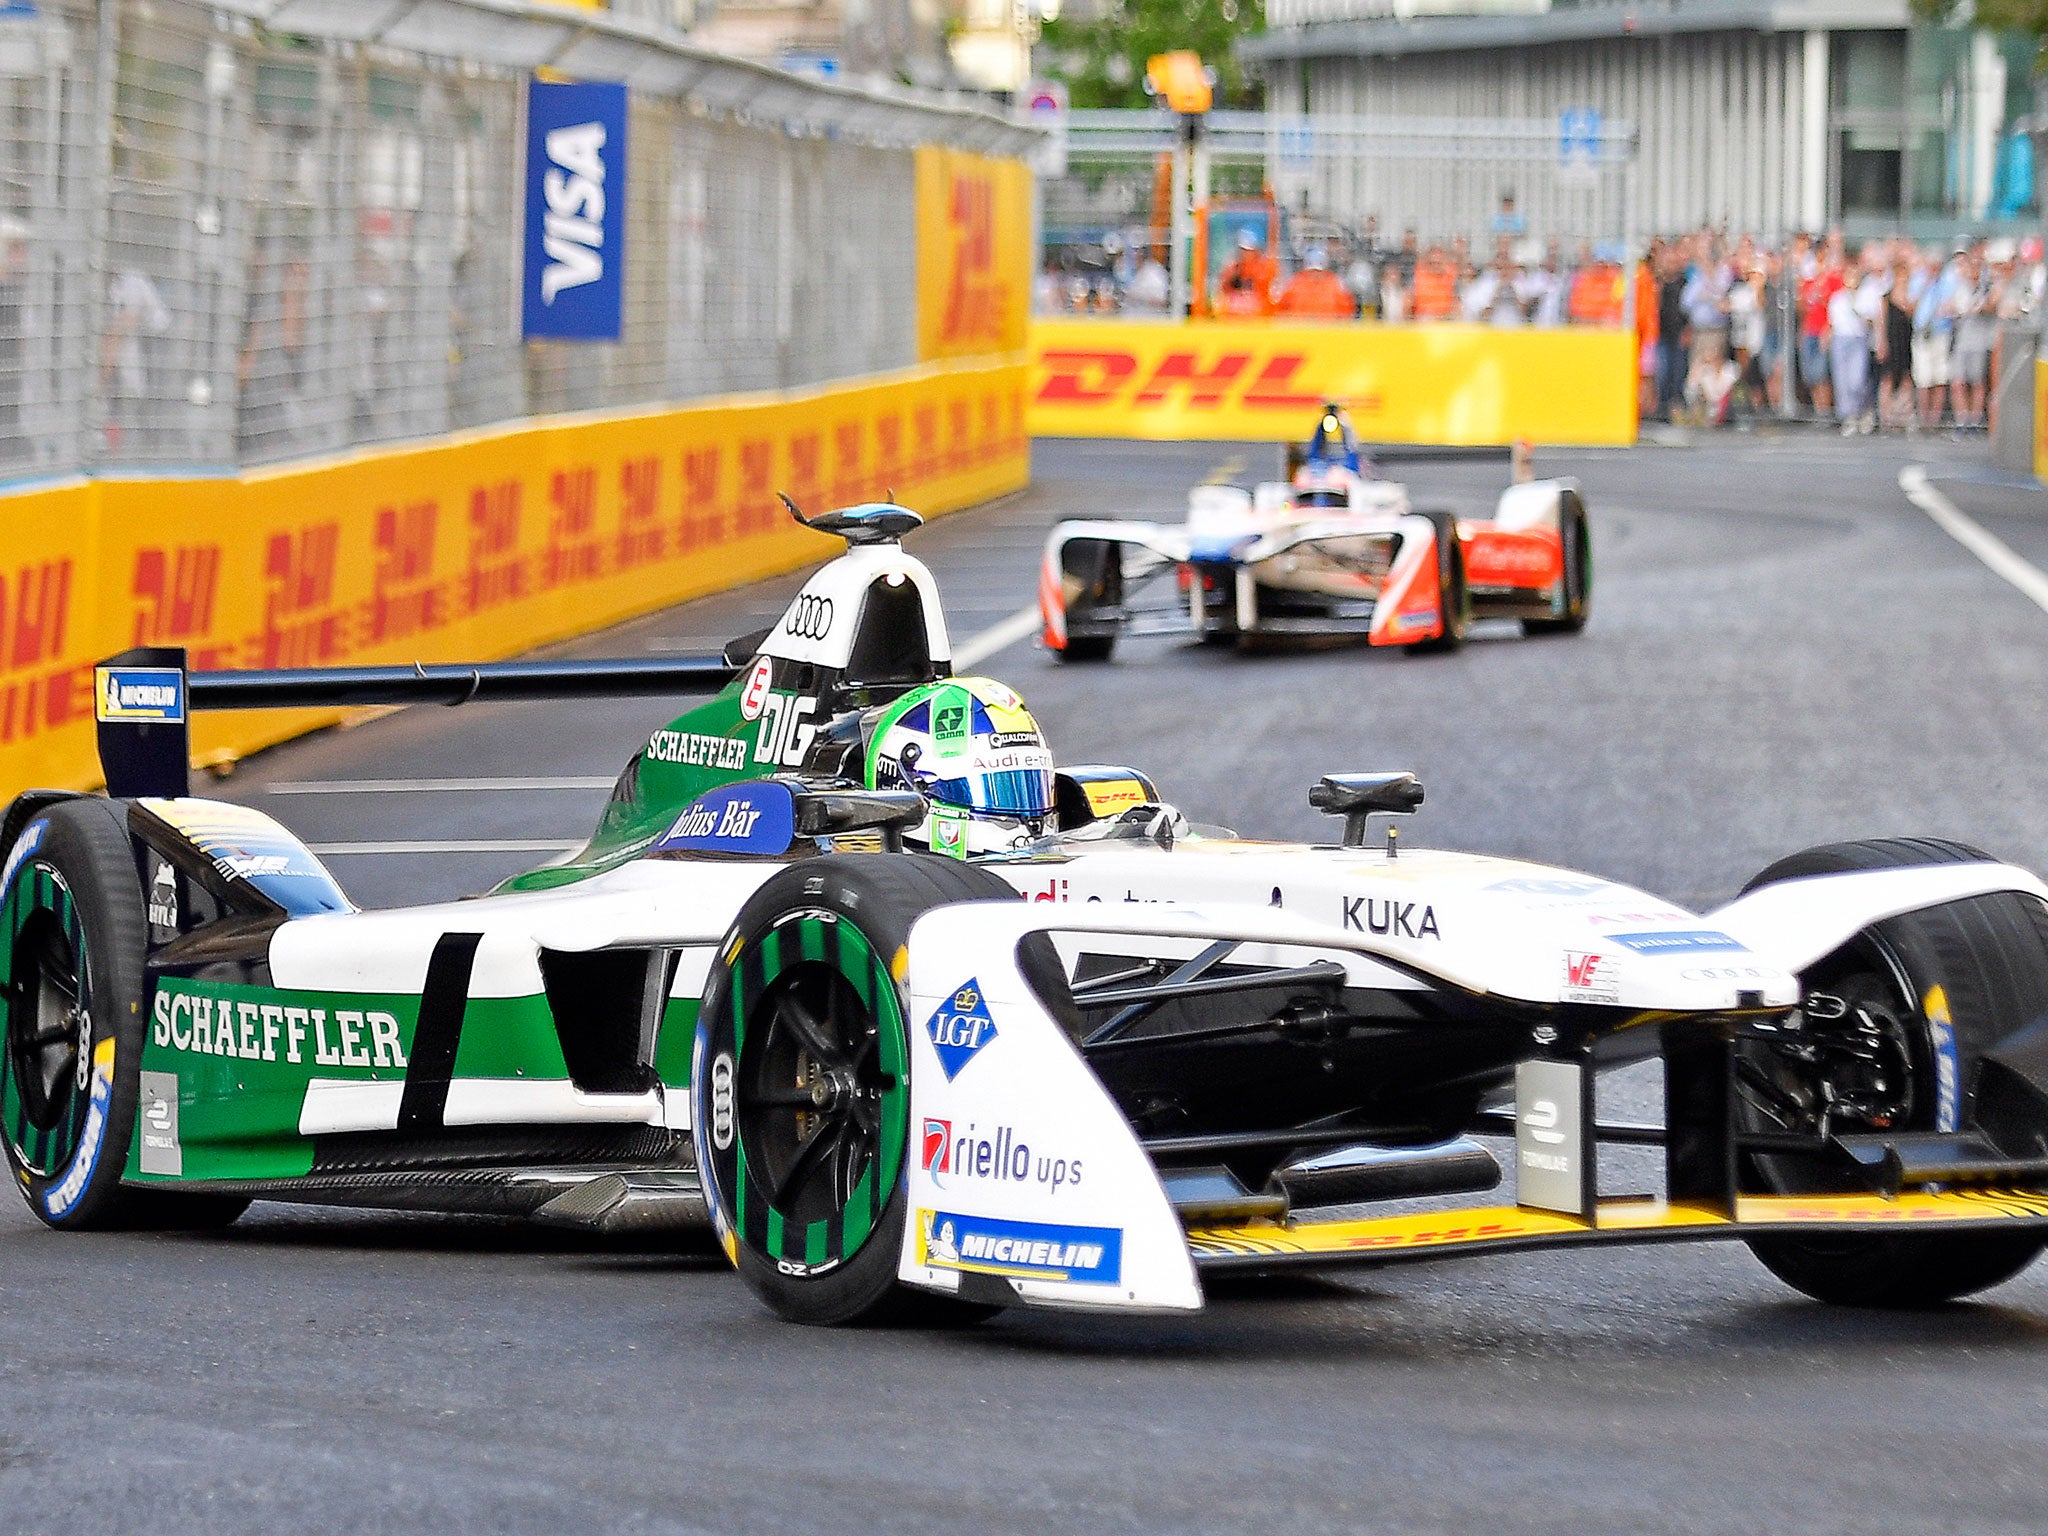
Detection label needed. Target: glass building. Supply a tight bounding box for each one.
[1244,0,2046,238]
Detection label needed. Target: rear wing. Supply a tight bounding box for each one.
[92,645,738,800]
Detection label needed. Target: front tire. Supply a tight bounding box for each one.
[1736,838,2048,1306]
[1522,492,1591,636]
[1404,511,1471,655]
[0,798,246,1231]
[693,855,1021,1325]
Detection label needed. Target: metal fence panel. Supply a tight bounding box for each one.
[0,0,994,482]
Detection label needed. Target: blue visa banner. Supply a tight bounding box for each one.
[523,78,629,341]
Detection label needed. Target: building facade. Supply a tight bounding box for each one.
[1243,0,2044,240]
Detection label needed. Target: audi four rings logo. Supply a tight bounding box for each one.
[783,595,834,640]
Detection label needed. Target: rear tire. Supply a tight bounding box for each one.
[1522,493,1590,636]
[0,798,248,1231]
[1737,838,2048,1306]
[693,855,1021,1325]
[1055,635,1116,663]
[1404,511,1471,655]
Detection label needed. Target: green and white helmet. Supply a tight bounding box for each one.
[864,676,1056,857]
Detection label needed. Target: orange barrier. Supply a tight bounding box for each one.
[0,357,1030,790]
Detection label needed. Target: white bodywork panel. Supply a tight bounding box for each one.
[1706,864,2048,975]
[1490,479,1570,534]
[752,541,952,672]
[898,904,1202,1313]
[990,842,1805,1012]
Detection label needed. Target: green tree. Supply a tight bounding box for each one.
[1913,0,2048,51]
[1038,0,1266,111]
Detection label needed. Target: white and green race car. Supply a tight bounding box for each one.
[12,501,2048,1326]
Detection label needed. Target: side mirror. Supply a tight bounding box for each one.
[790,786,927,853]
[1308,772,1423,848]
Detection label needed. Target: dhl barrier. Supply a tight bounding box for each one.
[2035,358,2048,482]
[0,357,1029,790]
[1029,319,1638,447]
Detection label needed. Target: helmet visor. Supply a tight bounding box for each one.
[928,764,1056,820]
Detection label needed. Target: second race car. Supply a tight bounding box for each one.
[1039,403,1592,659]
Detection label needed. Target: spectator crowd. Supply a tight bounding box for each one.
[1641,228,2045,434]
[1038,212,2048,434]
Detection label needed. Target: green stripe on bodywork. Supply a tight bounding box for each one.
[656,997,697,1088]
[130,978,567,1186]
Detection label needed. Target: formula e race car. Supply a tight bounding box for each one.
[1039,404,1592,659]
[12,500,2048,1329]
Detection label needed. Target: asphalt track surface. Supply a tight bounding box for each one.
[8,434,2048,1534]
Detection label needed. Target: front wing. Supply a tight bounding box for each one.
[1189,1189,2048,1272]
[895,891,2048,1314]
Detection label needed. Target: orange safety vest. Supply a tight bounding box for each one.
[1215,253,1276,317]
[1410,260,1458,320]
[1569,265,1624,326]
[1274,269,1355,318]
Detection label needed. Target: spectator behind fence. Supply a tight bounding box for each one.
[1410,244,1459,321]
[1126,251,1170,314]
[1878,258,1915,431]
[1275,245,1356,318]
[1954,248,1997,428]
[1655,243,1687,418]
[1827,259,1872,433]
[1215,228,1276,318]
[1798,240,1843,420]
[1031,214,2043,438]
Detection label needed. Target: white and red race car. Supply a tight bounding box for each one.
[1040,405,1591,659]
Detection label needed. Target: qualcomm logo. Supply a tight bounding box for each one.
[540,122,608,303]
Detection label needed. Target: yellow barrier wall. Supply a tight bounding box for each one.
[916,146,1033,362]
[0,357,1029,790]
[2035,357,2048,482]
[1030,319,1639,446]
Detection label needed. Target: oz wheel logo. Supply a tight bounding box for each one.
[783,594,834,641]
[710,1052,736,1150]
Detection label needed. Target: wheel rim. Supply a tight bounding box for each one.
[1734,932,1930,1197]
[718,912,908,1274]
[0,867,96,1180]
[740,964,889,1225]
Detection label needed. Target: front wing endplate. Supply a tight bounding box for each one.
[1187,1189,2048,1270]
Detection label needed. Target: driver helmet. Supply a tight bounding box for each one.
[864,676,1055,858]
[1292,460,1357,509]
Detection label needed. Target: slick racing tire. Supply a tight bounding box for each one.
[0,799,246,1231]
[1735,838,2048,1307]
[694,855,1023,1326]
[1053,538,1120,664]
[1055,635,1116,664]
[1404,511,1471,656]
[1522,492,1591,637]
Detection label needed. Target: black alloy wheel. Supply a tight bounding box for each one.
[1734,838,2048,1306]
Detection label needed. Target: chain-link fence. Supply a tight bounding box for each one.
[0,0,1026,482]
[1041,110,1637,320]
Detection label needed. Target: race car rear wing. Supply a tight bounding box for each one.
[92,644,738,800]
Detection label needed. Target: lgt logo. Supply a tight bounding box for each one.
[924,979,998,1081]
